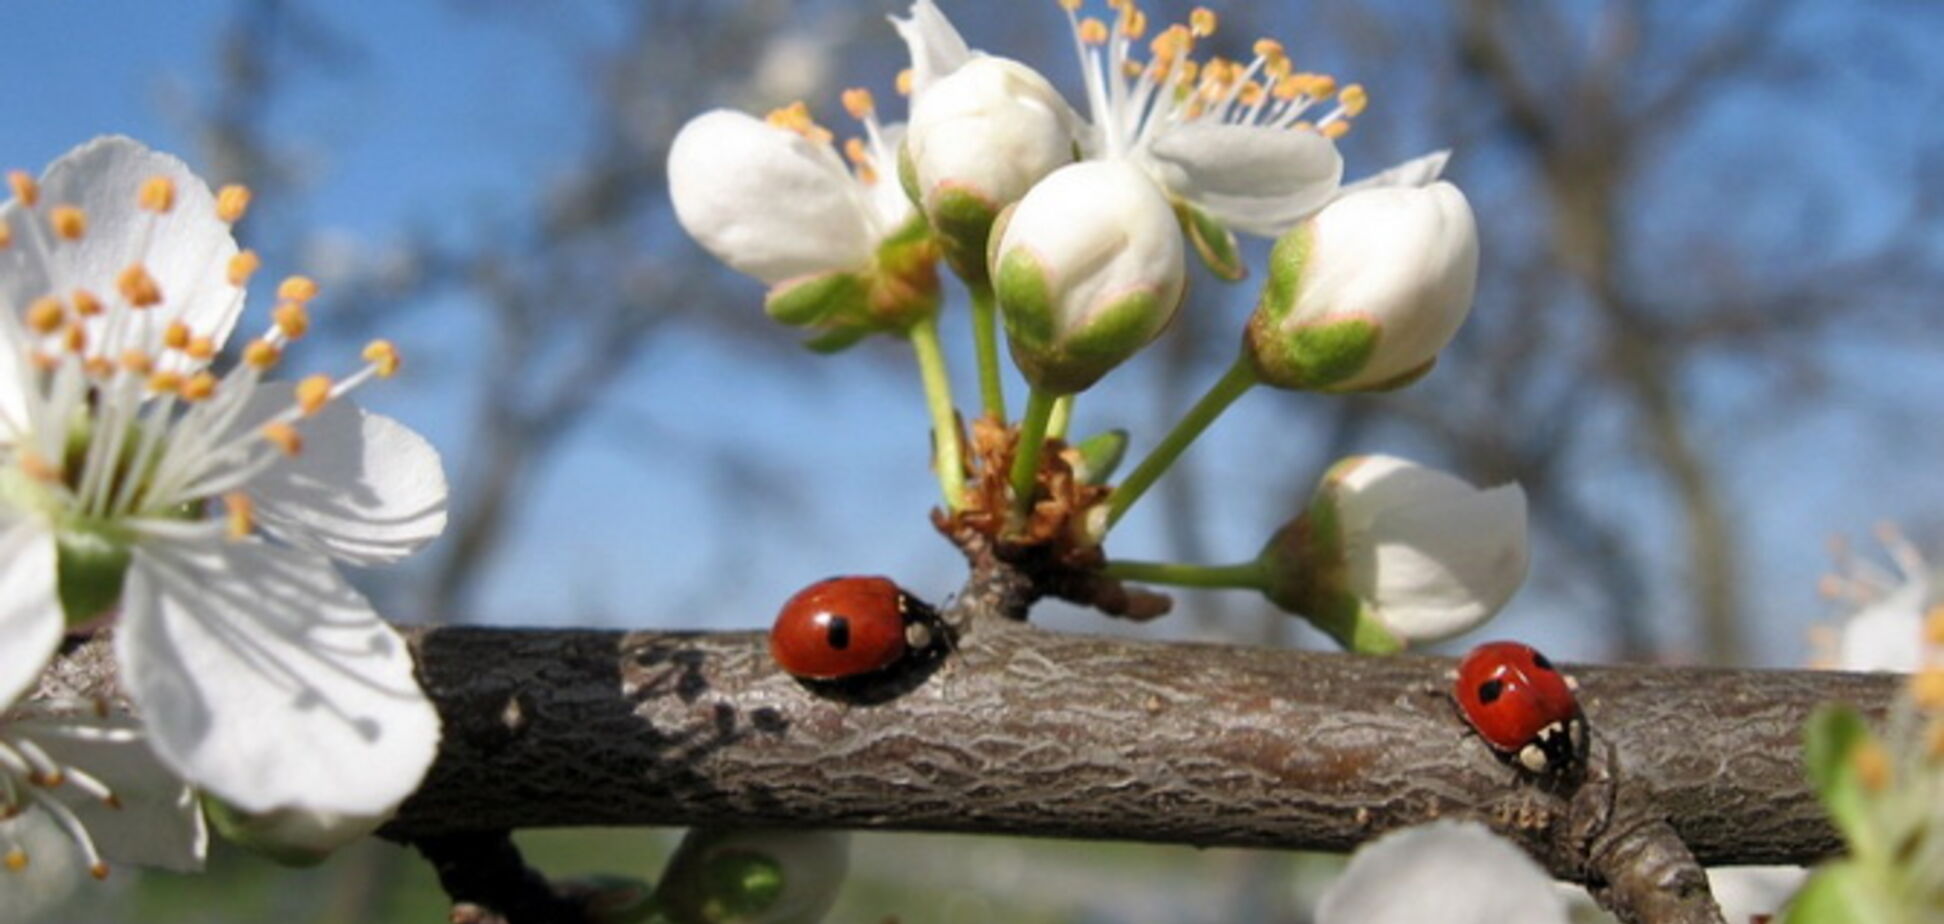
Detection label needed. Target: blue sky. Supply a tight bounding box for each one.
[6,0,1943,669]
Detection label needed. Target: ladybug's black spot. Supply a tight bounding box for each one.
[1476,679,1503,704]
[824,615,851,650]
[1531,652,1554,672]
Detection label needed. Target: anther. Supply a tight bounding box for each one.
[243,340,281,370]
[1120,7,1148,38]
[216,184,252,224]
[225,492,254,541]
[3,848,25,872]
[841,88,875,120]
[50,206,87,241]
[261,421,303,456]
[70,289,102,317]
[363,339,401,378]
[0,221,12,250]
[1339,83,1369,116]
[138,176,177,213]
[1914,669,1944,712]
[179,372,217,403]
[163,321,191,351]
[185,336,217,361]
[1190,7,1217,37]
[117,265,163,308]
[83,356,112,378]
[119,350,153,376]
[277,275,320,303]
[1078,17,1109,45]
[26,297,64,335]
[295,374,333,416]
[1057,0,1081,10]
[1252,38,1285,61]
[1320,121,1350,140]
[273,302,310,340]
[7,170,38,207]
[227,251,261,287]
[1925,604,1944,646]
[62,323,87,354]
[896,69,915,96]
[147,371,184,394]
[18,450,62,483]
[1852,740,1892,791]
[90,862,108,880]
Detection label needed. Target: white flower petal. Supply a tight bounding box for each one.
[0,136,243,367]
[1336,150,1452,199]
[1357,483,1529,642]
[1707,866,1807,923]
[0,518,62,708]
[1317,821,1569,924]
[889,0,974,95]
[118,540,439,815]
[1836,593,1924,672]
[0,810,86,924]
[12,710,207,872]
[0,313,26,445]
[906,57,1075,215]
[233,387,448,565]
[668,110,876,286]
[1140,123,1343,237]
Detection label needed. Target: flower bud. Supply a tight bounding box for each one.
[901,57,1074,280]
[1259,454,1526,652]
[1244,181,1478,392]
[652,828,849,924]
[990,160,1185,394]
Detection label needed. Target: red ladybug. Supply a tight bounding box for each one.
[770,576,936,681]
[1452,641,1584,773]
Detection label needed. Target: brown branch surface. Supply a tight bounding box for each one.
[384,621,1890,878]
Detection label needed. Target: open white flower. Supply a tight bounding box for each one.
[1260,454,1528,652]
[669,93,939,350]
[1813,523,1935,672]
[1317,821,1568,924]
[1,699,206,914]
[0,137,445,822]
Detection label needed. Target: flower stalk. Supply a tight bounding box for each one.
[1103,558,1267,590]
[907,316,966,511]
[967,280,1007,419]
[1104,354,1258,530]
[1007,387,1060,529]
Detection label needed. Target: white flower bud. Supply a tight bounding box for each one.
[1245,181,1478,392]
[1260,454,1527,651]
[901,56,1073,276]
[990,160,1185,394]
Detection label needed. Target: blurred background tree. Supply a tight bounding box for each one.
[9,0,1943,920]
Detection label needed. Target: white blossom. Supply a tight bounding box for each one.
[1317,821,1568,924]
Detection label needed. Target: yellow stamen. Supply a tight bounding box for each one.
[1924,604,1944,646]
[1123,59,1144,79]
[83,356,113,378]
[1853,739,1892,791]
[1265,56,1292,80]
[243,340,281,369]
[119,350,153,375]
[90,863,108,881]
[62,322,87,354]
[1339,83,1369,116]
[841,88,875,120]
[261,421,303,456]
[1272,76,1302,101]
[273,302,310,340]
[33,769,63,788]
[295,374,332,415]
[179,372,218,402]
[147,371,183,394]
[1238,81,1265,106]
[1190,7,1216,37]
[895,69,914,96]
[1079,17,1108,45]
[186,336,217,361]
[1297,72,1337,99]
[1253,38,1285,61]
[228,250,261,287]
[1320,120,1350,140]
[1057,0,1081,10]
[764,101,832,145]
[1120,7,1148,39]
[26,297,64,335]
[277,275,320,303]
[363,339,401,377]
[50,205,87,241]
[138,176,177,213]
[225,492,254,541]
[18,450,61,483]
[7,170,38,207]
[1928,720,1944,760]
[71,289,102,317]
[1913,669,1944,712]
[216,184,252,223]
[4,848,26,872]
[163,321,191,351]
[117,265,163,308]
[0,220,12,250]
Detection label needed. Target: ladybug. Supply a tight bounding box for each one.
[770,576,938,681]
[1452,641,1584,773]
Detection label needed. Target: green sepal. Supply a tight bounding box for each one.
[1804,704,1882,857]
[1245,315,1379,391]
[866,217,942,331]
[1071,429,1129,485]
[1177,201,1246,282]
[1782,862,1899,924]
[896,140,923,216]
[763,271,866,328]
[995,246,1054,352]
[1254,476,1401,654]
[1258,222,1312,322]
[204,798,340,868]
[800,325,871,354]
[55,524,132,627]
[928,184,999,284]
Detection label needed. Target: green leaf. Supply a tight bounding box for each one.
[1178,201,1246,282]
[1071,429,1129,485]
[1804,704,1882,857]
[1783,862,1900,924]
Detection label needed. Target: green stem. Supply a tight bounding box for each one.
[1103,558,1267,590]
[968,282,1007,419]
[1047,394,1074,441]
[1105,353,1259,531]
[1007,386,1060,528]
[909,317,966,511]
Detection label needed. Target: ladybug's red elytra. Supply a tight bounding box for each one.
[1452,640,1584,773]
[770,576,936,681]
